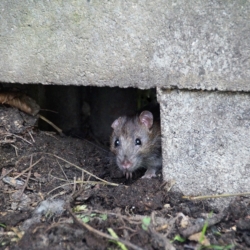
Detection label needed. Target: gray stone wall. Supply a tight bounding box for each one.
[0,0,249,90]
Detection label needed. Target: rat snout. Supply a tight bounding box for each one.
[121,159,132,169]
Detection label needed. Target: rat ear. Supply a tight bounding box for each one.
[111,117,121,129]
[139,111,153,129]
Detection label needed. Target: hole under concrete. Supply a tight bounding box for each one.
[0,83,158,147]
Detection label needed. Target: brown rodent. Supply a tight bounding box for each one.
[110,110,162,179]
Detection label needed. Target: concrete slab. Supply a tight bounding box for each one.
[0,1,250,91]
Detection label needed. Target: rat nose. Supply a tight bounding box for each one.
[122,159,132,169]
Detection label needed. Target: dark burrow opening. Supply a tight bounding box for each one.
[0,83,158,148]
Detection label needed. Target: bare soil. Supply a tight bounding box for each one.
[0,108,250,250]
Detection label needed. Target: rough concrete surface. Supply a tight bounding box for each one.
[0,0,250,90]
[158,88,250,209]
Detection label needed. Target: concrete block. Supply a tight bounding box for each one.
[0,1,250,91]
[158,88,250,209]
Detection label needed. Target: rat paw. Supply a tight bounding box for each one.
[141,174,156,179]
[141,168,157,179]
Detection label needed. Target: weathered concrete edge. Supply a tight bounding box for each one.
[1,0,250,92]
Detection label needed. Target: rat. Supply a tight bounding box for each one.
[110,110,162,179]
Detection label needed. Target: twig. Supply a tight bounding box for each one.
[11,144,19,156]
[47,180,112,195]
[44,153,119,187]
[183,192,250,200]
[14,157,43,179]
[83,138,109,153]
[19,169,32,199]
[38,115,64,136]
[67,206,144,250]
[0,168,14,181]
[15,153,40,168]
[56,159,69,181]
[15,174,37,182]
[50,190,68,200]
[0,138,16,144]
[49,175,68,182]
[39,108,58,114]
[81,169,84,188]
[28,130,35,142]
[43,131,59,140]
[18,155,33,198]
[4,132,32,145]
[72,177,77,196]
[117,225,137,233]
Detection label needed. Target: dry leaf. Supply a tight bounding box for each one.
[188,232,210,246]
[0,92,40,116]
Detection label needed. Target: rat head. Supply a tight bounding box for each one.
[110,111,154,178]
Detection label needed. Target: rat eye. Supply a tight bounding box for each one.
[114,139,120,147]
[135,138,141,146]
